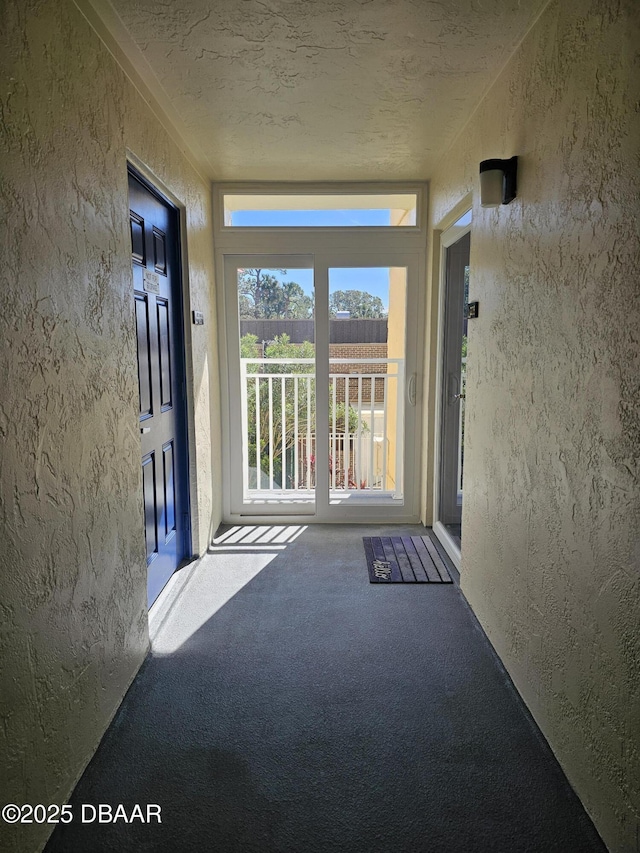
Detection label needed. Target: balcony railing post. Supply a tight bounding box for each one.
[357,375,363,490]
[382,375,388,490]
[255,374,260,488]
[240,358,249,496]
[281,376,286,489]
[294,376,299,491]
[344,374,350,488]
[306,376,312,490]
[331,376,337,490]
[268,375,274,490]
[394,360,405,499]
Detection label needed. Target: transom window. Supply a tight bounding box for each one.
[222,193,418,228]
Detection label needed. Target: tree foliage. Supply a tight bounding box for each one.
[238,270,387,321]
[240,332,260,358]
[238,268,313,319]
[329,289,386,318]
[261,334,315,369]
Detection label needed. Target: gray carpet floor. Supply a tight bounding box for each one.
[45,524,606,853]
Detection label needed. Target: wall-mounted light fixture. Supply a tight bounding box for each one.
[479,156,518,208]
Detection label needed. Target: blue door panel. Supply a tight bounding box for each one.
[162,442,176,542]
[129,170,190,608]
[142,452,158,562]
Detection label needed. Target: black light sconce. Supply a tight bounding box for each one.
[479,156,518,207]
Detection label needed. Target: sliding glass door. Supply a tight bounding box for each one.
[225,255,316,514]
[327,265,407,503]
[224,252,421,520]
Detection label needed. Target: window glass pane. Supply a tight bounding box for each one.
[328,267,406,500]
[224,194,417,227]
[238,267,316,500]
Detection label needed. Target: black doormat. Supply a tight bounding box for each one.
[363,535,453,584]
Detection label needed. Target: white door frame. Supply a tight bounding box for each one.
[214,183,428,524]
[432,210,472,569]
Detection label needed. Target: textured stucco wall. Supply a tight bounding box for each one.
[0,2,221,851]
[426,1,640,850]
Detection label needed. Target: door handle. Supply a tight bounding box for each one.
[448,372,459,403]
[453,393,465,402]
[407,373,417,406]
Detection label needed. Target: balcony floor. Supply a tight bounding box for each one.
[45,524,605,853]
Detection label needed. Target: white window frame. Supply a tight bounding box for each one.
[214,181,426,244]
[432,201,473,570]
[215,182,428,525]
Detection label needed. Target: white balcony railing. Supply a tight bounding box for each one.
[240,358,404,498]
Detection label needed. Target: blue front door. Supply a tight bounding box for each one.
[128,170,190,607]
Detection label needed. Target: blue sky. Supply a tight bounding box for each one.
[233,208,391,227]
[262,267,391,312]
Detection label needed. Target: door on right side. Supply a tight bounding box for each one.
[437,217,470,553]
